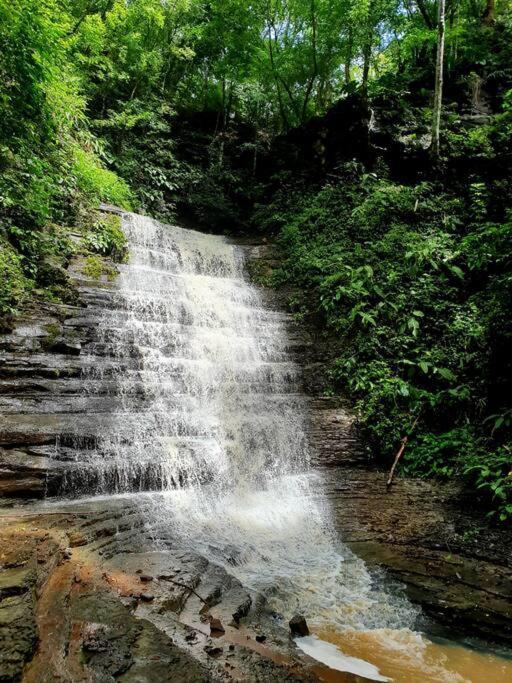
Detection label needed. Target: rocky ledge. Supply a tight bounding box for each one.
[1,505,344,682]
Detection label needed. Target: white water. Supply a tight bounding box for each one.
[58,213,510,681]
[66,214,412,627]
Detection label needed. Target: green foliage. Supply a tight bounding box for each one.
[83,254,117,281]
[71,147,133,209]
[0,239,32,316]
[264,154,512,522]
[83,213,127,262]
[0,0,134,321]
[94,100,189,220]
[464,445,512,523]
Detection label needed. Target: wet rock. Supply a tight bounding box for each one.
[48,337,81,356]
[224,544,242,566]
[0,472,46,497]
[82,623,110,652]
[68,531,87,548]
[0,531,59,682]
[0,566,35,600]
[0,593,37,681]
[138,593,155,602]
[37,257,70,289]
[158,595,185,614]
[0,447,69,498]
[209,616,225,634]
[73,589,208,681]
[289,615,309,637]
[232,594,252,624]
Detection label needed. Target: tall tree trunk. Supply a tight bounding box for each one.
[482,0,495,24]
[344,27,353,85]
[361,28,373,102]
[430,0,446,161]
[301,0,318,122]
[266,20,289,130]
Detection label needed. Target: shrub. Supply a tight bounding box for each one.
[83,214,128,262]
[0,240,32,316]
[263,160,512,522]
[83,254,117,281]
[71,146,133,210]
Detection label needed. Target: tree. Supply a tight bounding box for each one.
[482,0,496,25]
[430,0,446,160]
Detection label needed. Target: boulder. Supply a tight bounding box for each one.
[289,615,309,637]
[208,617,225,634]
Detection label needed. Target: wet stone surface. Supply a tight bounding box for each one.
[0,511,324,682]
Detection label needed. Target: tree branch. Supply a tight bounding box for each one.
[386,412,422,489]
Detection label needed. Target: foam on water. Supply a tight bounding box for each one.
[296,635,390,681]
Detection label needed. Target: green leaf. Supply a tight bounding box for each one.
[437,367,456,381]
[494,416,505,430]
[448,265,464,279]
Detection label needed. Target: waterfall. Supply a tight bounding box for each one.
[59,213,416,632]
[69,213,308,494]
[31,212,510,681]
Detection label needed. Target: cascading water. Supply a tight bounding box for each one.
[65,213,412,630]
[53,213,510,681]
[70,213,308,493]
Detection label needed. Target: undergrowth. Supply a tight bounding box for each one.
[257,147,512,523]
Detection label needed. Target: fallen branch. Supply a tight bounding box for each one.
[386,412,421,489]
[161,576,208,605]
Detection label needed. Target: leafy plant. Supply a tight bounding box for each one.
[0,240,32,316]
[71,147,133,210]
[83,214,127,262]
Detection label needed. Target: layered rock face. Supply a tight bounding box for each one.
[0,273,121,499]
[0,223,364,500]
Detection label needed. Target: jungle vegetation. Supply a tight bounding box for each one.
[1,0,511,521]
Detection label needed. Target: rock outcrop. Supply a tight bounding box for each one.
[1,217,512,683]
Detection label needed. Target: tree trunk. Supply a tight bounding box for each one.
[300,0,318,122]
[361,29,373,102]
[430,0,446,161]
[482,0,495,24]
[344,27,353,85]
